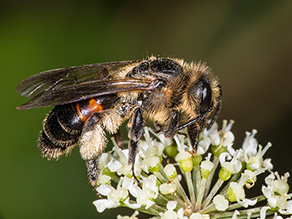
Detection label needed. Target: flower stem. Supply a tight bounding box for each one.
[192,165,201,199]
[186,171,196,205]
[204,156,219,197]
[173,177,193,208]
[195,177,207,211]
[202,178,224,208]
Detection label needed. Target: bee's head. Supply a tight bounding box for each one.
[183,69,222,130]
[188,76,213,115]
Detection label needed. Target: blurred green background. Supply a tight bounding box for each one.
[1,0,292,218]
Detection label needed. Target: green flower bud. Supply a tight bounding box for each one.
[212,145,227,157]
[218,162,235,181]
[148,156,161,173]
[193,155,202,166]
[176,151,194,172]
[164,145,178,158]
[200,160,214,179]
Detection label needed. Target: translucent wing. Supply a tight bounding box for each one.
[17,79,155,110]
[16,60,140,98]
[16,60,158,110]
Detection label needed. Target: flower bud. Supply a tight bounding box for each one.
[164,164,177,179]
[219,162,235,181]
[176,151,193,172]
[213,194,229,211]
[164,145,178,158]
[200,160,214,179]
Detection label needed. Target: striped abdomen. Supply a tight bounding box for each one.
[39,95,118,160]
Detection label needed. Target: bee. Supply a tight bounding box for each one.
[17,56,222,187]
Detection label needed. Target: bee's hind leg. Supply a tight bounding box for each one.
[79,114,107,188]
[85,159,99,189]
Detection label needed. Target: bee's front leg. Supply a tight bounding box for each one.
[128,107,144,182]
[187,120,204,154]
[163,109,179,138]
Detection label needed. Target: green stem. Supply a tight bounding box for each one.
[173,177,193,208]
[204,156,219,197]
[186,171,196,206]
[202,179,224,208]
[193,165,201,199]
[195,177,207,211]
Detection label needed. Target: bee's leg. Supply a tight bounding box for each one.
[113,129,124,149]
[153,122,163,134]
[187,119,204,154]
[128,107,144,182]
[85,159,99,189]
[164,110,179,138]
[80,114,107,188]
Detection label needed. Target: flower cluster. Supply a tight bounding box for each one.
[93,120,292,219]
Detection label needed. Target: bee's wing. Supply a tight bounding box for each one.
[17,60,140,98]
[17,79,156,110]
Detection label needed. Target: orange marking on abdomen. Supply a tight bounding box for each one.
[75,99,104,123]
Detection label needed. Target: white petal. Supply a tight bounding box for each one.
[122,176,134,189]
[262,185,273,198]
[143,175,157,190]
[177,208,184,218]
[223,131,234,146]
[99,153,110,166]
[108,159,123,172]
[189,213,204,219]
[219,152,231,164]
[93,199,117,213]
[145,199,155,209]
[124,198,141,209]
[238,198,257,208]
[129,184,142,198]
[166,201,177,211]
[96,184,114,196]
[267,196,278,208]
[259,206,270,219]
[232,210,240,219]
[161,210,177,219]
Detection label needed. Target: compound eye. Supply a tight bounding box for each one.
[200,82,212,113]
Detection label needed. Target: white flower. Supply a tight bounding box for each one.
[136,175,158,209]
[242,130,258,156]
[227,181,246,202]
[262,172,292,211]
[160,201,189,219]
[92,122,292,219]
[213,194,228,211]
[160,183,176,195]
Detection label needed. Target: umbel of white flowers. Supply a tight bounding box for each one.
[92,120,292,219]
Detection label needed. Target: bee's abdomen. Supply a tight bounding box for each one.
[39,104,83,159]
[39,95,119,160]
